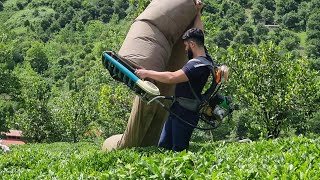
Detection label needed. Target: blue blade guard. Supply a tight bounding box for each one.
[102,51,160,97]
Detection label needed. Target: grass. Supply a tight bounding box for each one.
[4,7,55,29]
[297,31,307,48]
[3,0,27,10]
[0,11,14,25]
[295,31,307,56]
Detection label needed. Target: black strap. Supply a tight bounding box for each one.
[188,81,201,102]
[188,56,215,69]
[186,56,216,103]
[154,98,221,130]
[176,56,220,111]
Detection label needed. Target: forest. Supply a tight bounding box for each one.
[0,0,319,143]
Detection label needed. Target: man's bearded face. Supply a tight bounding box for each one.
[185,42,193,60]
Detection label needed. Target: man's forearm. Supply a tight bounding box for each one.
[193,12,204,32]
[135,69,188,84]
[143,70,176,84]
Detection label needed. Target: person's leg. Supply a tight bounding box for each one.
[171,107,199,152]
[158,115,174,150]
[172,118,194,151]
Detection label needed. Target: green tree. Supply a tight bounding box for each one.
[225,43,319,138]
[306,11,320,58]
[307,12,320,31]
[50,88,98,142]
[113,0,129,19]
[79,10,91,24]
[214,30,234,48]
[233,31,251,45]
[49,20,60,32]
[0,43,20,133]
[32,9,39,17]
[282,12,300,30]
[88,5,99,19]
[306,38,320,59]
[279,36,300,52]
[25,42,49,74]
[256,23,269,36]
[16,2,24,10]
[251,7,262,23]
[308,110,320,134]
[0,43,21,95]
[0,44,14,70]
[255,0,275,11]
[0,101,14,136]
[240,23,254,38]
[203,1,219,14]
[261,8,274,24]
[97,84,132,137]
[70,0,81,9]
[307,31,320,41]
[57,15,70,28]
[0,111,8,135]
[254,23,269,43]
[41,19,51,31]
[275,0,298,17]
[0,2,3,11]
[100,5,114,23]
[237,0,252,7]
[268,30,282,45]
[310,0,320,10]
[0,69,20,98]
[271,30,301,52]
[14,65,53,143]
[12,45,25,64]
[219,20,233,31]
[296,2,310,31]
[128,0,151,17]
[220,1,246,27]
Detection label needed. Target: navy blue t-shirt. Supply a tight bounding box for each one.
[175,55,212,100]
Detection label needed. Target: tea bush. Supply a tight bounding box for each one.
[1,136,319,179]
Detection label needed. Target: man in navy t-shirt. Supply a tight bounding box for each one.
[135,27,214,151]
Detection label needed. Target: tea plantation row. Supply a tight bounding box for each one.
[1,136,319,179]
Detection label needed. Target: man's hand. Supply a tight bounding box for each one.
[195,0,203,13]
[135,69,149,80]
[193,0,204,31]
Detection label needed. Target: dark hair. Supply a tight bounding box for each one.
[182,28,204,47]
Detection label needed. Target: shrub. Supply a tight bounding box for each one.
[225,42,319,138]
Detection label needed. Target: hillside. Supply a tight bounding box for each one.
[0,0,319,143]
[0,0,319,179]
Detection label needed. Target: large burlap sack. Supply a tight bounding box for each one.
[102,134,122,152]
[102,0,197,151]
[136,0,197,46]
